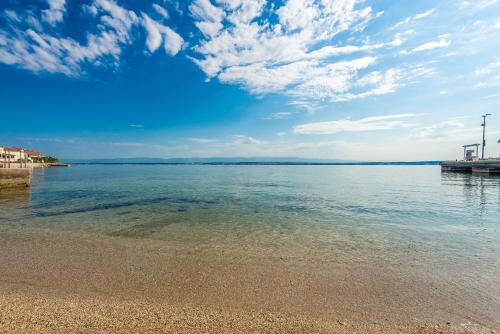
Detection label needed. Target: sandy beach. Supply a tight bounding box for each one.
[0,293,495,334]
[0,227,498,333]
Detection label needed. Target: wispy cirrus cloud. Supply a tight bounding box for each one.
[390,8,435,30]
[409,118,500,144]
[293,113,422,135]
[110,141,146,147]
[400,35,451,55]
[410,118,465,140]
[475,60,500,76]
[263,112,295,120]
[189,135,267,147]
[462,0,500,9]
[189,137,219,144]
[473,60,500,88]
[232,135,267,145]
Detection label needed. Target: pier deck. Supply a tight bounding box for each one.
[441,159,500,174]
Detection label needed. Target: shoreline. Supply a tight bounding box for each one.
[0,227,498,333]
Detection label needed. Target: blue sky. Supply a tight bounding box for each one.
[1,0,500,161]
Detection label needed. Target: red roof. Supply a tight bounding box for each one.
[1,147,43,156]
[24,149,43,156]
[3,147,23,152]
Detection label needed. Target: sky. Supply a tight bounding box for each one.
[1,0,500,161]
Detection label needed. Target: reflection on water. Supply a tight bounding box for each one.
[441,172,500,218]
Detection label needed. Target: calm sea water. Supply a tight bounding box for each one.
[1,165,499,272]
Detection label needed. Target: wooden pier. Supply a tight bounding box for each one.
[441,159,500,174]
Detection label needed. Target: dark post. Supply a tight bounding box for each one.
[481,114,491,160]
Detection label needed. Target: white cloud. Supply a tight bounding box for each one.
[473,60,500,88]
[390,8,435,30]
[414,9,435,20]
[190,0,404,103]
[276,132,286,137]
[232,135,267,145]
[163,25,184,55]
[0,0,139,75]
[189,0,225,37]
[143,14,163,52]
[190,137,219,144]
[293,113,421,135]
[409,119,500,149]
[142,14,184,55]
[0,0,184,76]
[405,63,438,80]
[42,0,66,26]
[289,100,320,113]
[152,3,169,20]
[189,0,225,22]
[410,119,465,140]
[164,0,183,16]
[264,112,294,120]
[475,60,500,75]
[471,0,500,9]
[408,36,451,54]
[189,135,268,148]
[483,91,500,99]
[4,10,21,23]
[110,142,146,147]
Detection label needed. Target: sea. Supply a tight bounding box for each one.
[1,164,499,314]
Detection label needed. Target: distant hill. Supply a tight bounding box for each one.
[65,157,356,164]
[64,157,441,165]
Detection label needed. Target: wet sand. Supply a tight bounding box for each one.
[0,227,498,333]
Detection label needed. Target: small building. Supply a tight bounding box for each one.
[0,146,45,168]
[0,147,27,162]
[24,149,43,159]
[462,144,480,162]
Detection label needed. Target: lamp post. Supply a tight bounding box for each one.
[481,114,491,160]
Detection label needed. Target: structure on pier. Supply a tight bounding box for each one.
[441,114,499,174]
[462,144,480,162]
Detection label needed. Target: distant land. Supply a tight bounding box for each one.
[64,157,442,165]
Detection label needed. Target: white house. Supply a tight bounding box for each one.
[1,147,25,161]
[0,146,44,167]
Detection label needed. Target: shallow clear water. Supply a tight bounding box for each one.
[1,165,499,266]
